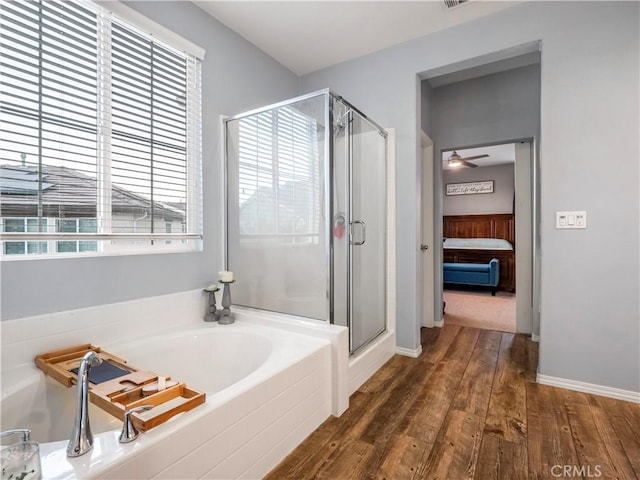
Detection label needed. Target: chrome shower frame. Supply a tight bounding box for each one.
[223,89,387,353]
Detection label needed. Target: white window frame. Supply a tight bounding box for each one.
[0,0,205,260]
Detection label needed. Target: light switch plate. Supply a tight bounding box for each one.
[556,211,587,229]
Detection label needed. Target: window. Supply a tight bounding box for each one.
[56,218,98,253]
[2,218,47,255]
[0,216,98,254]
[237,105,321,240]
[0,0,203,257]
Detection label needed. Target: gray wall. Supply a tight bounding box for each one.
[420,81,433,135]
[0,1,298,320]
[300,1,639,393]
[431,64,541,151]
[443,163,515,216]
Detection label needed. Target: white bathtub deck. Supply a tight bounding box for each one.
[1,289,396,479]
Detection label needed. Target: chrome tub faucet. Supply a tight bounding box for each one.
[119,405,153,443]
[67,351,102,457]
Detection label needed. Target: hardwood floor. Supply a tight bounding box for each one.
[265,324,640,480]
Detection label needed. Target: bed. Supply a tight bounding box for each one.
[443,238,513,250]
[443,214,516,292]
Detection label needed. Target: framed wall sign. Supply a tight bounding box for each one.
[446,180,494,196]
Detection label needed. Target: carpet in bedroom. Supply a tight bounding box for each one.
[443,288,516,333]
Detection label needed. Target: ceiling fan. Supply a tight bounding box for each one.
[447,150,489,168]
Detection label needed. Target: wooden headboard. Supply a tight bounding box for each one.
[443,214,515,247]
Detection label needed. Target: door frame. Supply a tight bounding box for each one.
[420,131,435,328]
[514,140,533,333]
[431,138,539,336]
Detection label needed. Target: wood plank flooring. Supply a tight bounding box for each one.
[265,324,640,480]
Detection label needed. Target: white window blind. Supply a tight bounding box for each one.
[0,0,203,257]
[237,106,320,238]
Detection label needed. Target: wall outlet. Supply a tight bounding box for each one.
[556,211,587,229]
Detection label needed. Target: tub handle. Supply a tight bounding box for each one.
[1,429,32,442]
[119,405,153,444]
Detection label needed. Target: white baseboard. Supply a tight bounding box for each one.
[434,318,444,328]
[396,345,422,358]
[531,334,540,342]
[537,373,640,404]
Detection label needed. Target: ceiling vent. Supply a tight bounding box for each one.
[443,0,470,8]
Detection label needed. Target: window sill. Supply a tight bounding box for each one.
[0,241,203,261]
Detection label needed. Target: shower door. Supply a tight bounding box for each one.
[333,98,387,354]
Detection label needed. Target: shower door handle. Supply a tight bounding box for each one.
[351,220,366,246]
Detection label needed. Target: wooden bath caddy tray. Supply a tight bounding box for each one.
[34,344,205,431]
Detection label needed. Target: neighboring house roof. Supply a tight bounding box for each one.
[0,165,185,221]
[239,181,318,234]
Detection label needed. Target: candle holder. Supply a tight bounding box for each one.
[218,279,235,325]
[203,285,220,322]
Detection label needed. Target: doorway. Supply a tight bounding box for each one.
[419,48,541,339]
[439,141,531,333]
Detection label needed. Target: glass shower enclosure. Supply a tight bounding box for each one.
[225,90,386,354]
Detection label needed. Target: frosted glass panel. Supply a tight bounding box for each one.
[349,111,386,353]
[226,95,327,320]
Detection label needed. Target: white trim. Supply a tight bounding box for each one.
[95,1,206,59]
[0,241,200,262]
[386,129,397,336]
[531,333,540,342]
[348,331,395,395]
[1,233,200,241]
[396,345,422,358]
[420,131,433,148]
[537,373,640,404]
[434,318,444,328]
[186,57,204,241]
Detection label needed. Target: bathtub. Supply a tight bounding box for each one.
[1,315,340,479]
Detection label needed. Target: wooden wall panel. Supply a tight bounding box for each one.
[443,214,515,248]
